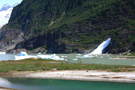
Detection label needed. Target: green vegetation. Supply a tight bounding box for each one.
[4,0,135,53]
[0,59,135,72]
[129,52,135,56]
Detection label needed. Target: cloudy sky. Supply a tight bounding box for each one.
[0,0,22,9]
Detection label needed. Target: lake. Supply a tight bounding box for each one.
[0,77,135,90]
[0,54,135,90]
[0,54,135,66]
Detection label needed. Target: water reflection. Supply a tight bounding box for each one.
[0,78,11,86]
[0,77,135,90]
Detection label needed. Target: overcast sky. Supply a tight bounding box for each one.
[0,0,22,8]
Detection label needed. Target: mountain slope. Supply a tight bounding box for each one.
[0,0,135,54]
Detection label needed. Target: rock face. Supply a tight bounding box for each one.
[0,26,23,51]
[0,0,135,54]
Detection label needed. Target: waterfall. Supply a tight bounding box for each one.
[91,38,111,54]
[83,38,111,57]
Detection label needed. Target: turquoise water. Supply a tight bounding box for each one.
[0,78,135,90]
[0,55,135,90]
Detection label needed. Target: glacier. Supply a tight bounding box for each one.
[0,4,14,29]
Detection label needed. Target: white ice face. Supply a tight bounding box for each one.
[0,4,13,29]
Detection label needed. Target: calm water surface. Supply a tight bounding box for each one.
[0,54,135,66]
[0,54,15,60]
[0,78,135,90]
[0,54,135,90]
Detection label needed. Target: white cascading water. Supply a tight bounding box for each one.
[83,38,111,57]
[91,38,111,54]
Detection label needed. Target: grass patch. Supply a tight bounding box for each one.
[0,59,135,72]
[128,52,135,56]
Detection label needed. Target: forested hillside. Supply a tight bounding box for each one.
[0,0,135,54]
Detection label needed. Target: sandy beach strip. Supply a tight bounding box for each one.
[10,70,135,83]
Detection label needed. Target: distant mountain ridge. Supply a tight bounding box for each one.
[0,0,135,54]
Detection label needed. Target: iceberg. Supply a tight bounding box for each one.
[15,52,37,60]
[37,54,62,60]
[15,52,63,61]
[0,52,6,54]
[18,52,28,56]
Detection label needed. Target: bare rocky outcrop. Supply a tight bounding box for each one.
[0,26,24,52]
